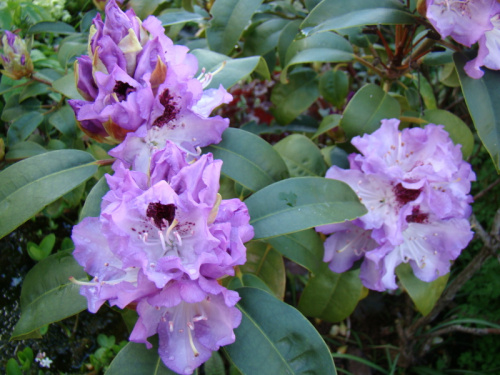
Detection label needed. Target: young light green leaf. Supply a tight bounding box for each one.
[340,83,401,140]
[312,114,342,139]
[224,287,337,375]
[207,0,264,55]
[273,134,327,177]
[0,150,97,239]
[244,177,367,240]
[266,229,324,274]
[454,53,500,171]
[203,128,289,193]
[240,241,285,299]
[10,251,88,340]
[298,264,363,323]
[396,263,449,316]
[301,0,415,34]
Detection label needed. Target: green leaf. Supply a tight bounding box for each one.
[244,18,290,57]
[266,229,324,274]
[10,251,88,340]
[281,32,353,82]
[298,264,363,323]
[128,0,163,19]
[245,177,367,240]
[415,74,437,110]
[2,94,41,122]
[27,233,55,261]
[191,49,270,89]
[49,105,77,136]
[301,0,415,34]
[240,241,286,299]
[312,114,342,139]
[271,69,319,125]
[0,150,97,239]
[6,358,22,375]
[27,21,76,34]
[278,20,301,69]
[340,84,401,140]
[227,273,275,296]
[4,141,47,161]
[79,176,110,222]
[421,109,474,158]
[207,0,264,55]
[319,70,350,108]
[273,134,327,177]
[224,287,337,375]
[52,71,84,100]
[6,111,44,145]
[105,338,176,375]
[203,128,288,193]
[58,34,88,67]
[19,81,51,102]
[204,351,225,375]
[157,9,204,26]
[454,53,500,171]
[396,263,449,316]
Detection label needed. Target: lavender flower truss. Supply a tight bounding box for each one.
[68,0,231,146]
[316,119,475,291]
[425,0,500,78]
[72,142,253,373]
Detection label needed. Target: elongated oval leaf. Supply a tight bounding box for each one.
[245,177,367,240]
[207,0,264,55]
[454,53,500,171]
[0,150,97,239]
[6,111,44,145]
[281,32,353,82]
[79,176,110,222]
[266,229,324,274]
[340,83,401,140]
[274,134,327,177]
[27,21,76,34]
[396,263,449,316]
[298,264,363,323]
[301,0,415,34]
[11,251,88,340]
[224,287,337,375]
[204,128,289,193]
[106,338,177,375]
[157,9,204,26]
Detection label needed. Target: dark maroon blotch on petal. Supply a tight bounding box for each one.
[146,202,176,230]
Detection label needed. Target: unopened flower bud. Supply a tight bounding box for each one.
[0,31,34,80]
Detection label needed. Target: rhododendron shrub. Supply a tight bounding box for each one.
[2,0,500,374]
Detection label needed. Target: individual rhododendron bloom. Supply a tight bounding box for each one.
[0,31,34,80]
[316,119,475,291]
[465,13,500,78]
[426,0,500,47]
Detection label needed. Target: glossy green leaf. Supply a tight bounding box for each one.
[244,18,290,57]
[0,150,97,239]
[79,176,110,222]
[27,21,76,34]
[422,109,474,158]
[4,141,47,161]
[224,287,337,375]
[245,177,367,240]
[312,114,342,139]
[396,263,449,316]
[298,264,363,323]
[191,49,270,89]
[266,229,324,274]
[454,53,500,171]
[415,74,437,110]
[11,251,88,340]
[278,20,301,69]
[49,105,77,136]
[319,70,350,108]
[271,69,319,125]
[281,32,353,82]
[341,84,401,140]
[240,241,285,299]
[52,71,84,100]
[1,94,40,122]
[6,111,44,145]
[204,128,288,193]
[227,273,275,296]
[301,0,415,34]
[207,0,264,55]
[273,134,327,177]
[106,338,177,375]
[157,9,204,26]
[19,82,50,102]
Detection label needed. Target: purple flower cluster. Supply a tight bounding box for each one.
[70,1,253,374]
[426,0,500,78]
[316,119,475,291]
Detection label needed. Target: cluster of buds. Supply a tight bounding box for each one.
[316,119,475,291]
[0,31,34,80]
[70,1,253,374]
[424,0,500,78]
